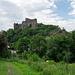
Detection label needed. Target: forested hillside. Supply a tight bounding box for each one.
[3,23,68,43]
[1,23,75,63]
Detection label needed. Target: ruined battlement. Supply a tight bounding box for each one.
[14,18,37,30]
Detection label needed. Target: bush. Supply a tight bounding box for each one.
[48,60,56,65]
[59,61,65,64]
[29,53,41,62]
[6,49,11,58]
[18,60,26,64]
[42,56,47,61]
[0,49,11,58]
[22,51,28,60]
[11,53,17,58]
[31,63,43,72]
[43,67,51,75]
[17,54,22,59]
[27,61,32,66]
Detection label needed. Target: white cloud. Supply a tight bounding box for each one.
[68,0,75,17]
[68,0,75,1]
[0,17,13,30]
[0,8,7,15]
[0,0,75,31]
[57,19,75,31]
[6,0,22,6]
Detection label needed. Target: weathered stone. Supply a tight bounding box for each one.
[14,18,37,30]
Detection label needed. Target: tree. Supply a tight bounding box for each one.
[0,33,7,57]
[30,34,47,57]
[67,31,75,62]
[46,34,73,62]
[6,29,15,42]
[15,37,30,54]
[2,30,7,36]
[46,36,59,61]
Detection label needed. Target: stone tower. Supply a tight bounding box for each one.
[14,18,37,30]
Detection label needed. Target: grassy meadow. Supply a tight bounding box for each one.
[0,59,75,75]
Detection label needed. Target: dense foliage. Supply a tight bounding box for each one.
[15,37,30,54]
[1,23,75,62]
[46,34,75,62]
[0,33,11,58]
[3,23,63,43]
[30,34,47,57]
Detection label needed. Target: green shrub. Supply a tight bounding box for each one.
[17,54,22,59]
[11,53,17,58]
[18,60,26,64]
[10,57,19,62]
[6,49,11,58]
[48,60,56,65]
[43,67,51,75]
[22,51,27,60]
[0,49,11,58]
[27,61,32,66]
[29,53,41,62]
[31,63,43,72]
[42,56,47,61]
[59,61,65,64]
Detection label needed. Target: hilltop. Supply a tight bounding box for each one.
[2,23,68,43]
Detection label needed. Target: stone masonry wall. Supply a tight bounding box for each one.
[14,18,37,30]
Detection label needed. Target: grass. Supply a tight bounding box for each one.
[0,59,75,75]
[7,62,23,75]
[25,60,75,75]
[0,60,40,75]
[12,62,40,75]
[0,61,8,75]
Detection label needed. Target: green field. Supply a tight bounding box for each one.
[0,60,40,75]
[0,59,75,75]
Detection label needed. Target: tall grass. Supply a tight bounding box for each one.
[0,58,75,75]
[13,62,40,75]
[0,61,8,75]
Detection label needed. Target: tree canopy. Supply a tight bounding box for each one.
[1,23,75,62]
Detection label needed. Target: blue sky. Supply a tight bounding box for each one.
[0,0,75,31]
[54,0,71,19]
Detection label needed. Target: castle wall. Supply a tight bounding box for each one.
[14,24,22,30]
[14,18,37,30]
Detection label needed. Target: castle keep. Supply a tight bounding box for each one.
[14,18,37,30]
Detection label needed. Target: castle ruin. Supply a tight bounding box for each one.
[14,18,37,30]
